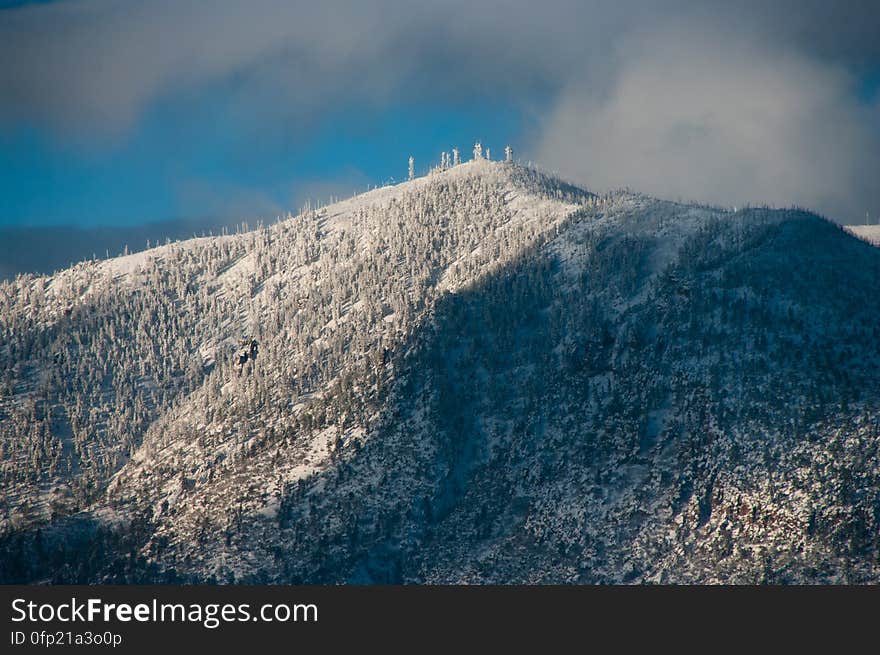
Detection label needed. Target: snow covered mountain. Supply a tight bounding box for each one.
[2,159,879,584]
[846,225,880,247]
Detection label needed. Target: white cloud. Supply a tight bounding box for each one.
[535,25,880,223]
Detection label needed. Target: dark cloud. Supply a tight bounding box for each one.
[1,0,878,221]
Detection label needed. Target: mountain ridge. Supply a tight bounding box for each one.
[2,160,879,583]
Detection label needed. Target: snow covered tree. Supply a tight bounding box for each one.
[408,156,415,181]
[505,145,513,162]
[452,148,460,166]
[473,142,483,160]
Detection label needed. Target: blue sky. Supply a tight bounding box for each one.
[0,95,529,226]
[1,0,879,230]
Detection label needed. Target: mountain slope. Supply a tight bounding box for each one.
[2,160,879,583]
[846,225,880,246]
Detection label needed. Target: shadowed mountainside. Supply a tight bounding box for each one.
[1,161,879,583]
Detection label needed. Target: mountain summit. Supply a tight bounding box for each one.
[2,159,879,583]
